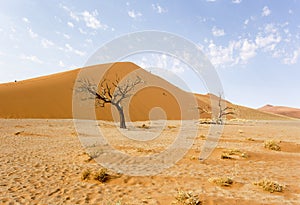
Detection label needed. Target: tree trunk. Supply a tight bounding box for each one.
[116,103,126,129]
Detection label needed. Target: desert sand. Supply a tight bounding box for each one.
[0,62,299,204]
[0,119,299,204]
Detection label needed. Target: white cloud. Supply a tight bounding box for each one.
[205,38,259,67]
[244,19,249,25]
[41,39,54,48]
[67,22,74,28]
[63,33,71,39]
[207,40,238,67]
[232,0,242,4]
[65,44,86,56]
[288,9,293,14]
[60,5,108,30]
[20,55,43,64]
[85,38,92,43]
[81,10,108,30]
[239,39,257,62]
[152,3,168,14]
[60,4,80,21]
[128,10,142,19]
[59,60,65,67]
[79,28,87,35]
[262,6,271,17]
[264,23,277,33]
[212,26,225,37]
[255,33,281,51]
[28,28,38,38]
[206,0,217,2]
[22,17,30,23]
[283,49,300,65]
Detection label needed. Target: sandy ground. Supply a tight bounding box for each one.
[0,119,300,204]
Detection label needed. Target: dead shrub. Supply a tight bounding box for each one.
[254,178,284,193]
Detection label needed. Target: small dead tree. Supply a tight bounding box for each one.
[78,75,143,129]
[215,93,235,125]
[197,94,235,125]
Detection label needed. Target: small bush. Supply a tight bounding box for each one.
[81,169,91,180]
[264,140,281,151]
[168,125,177,129]
[221,149,248,159]
[209,177,233,187]
[254,179,284,193]
[138,124,150,129]
[85,150,101,162]
[175,190,201,205]
[94,168,109,183]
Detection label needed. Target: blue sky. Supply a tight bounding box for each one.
[0,0,299,108]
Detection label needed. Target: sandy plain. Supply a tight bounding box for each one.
[0,119,299,205]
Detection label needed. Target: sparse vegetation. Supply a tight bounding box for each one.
[221,149,248,159]
[208,177,233,187]
[264,140,281,151]
[168,125,177,129]
[254,178,284,193]
[14,131,23,135]
[138,124,150,129]
[190,155,197,160]
[174,190,201,205]
[93,168,110,183]
[85,150,101,162]
[106,200,125,205]
[81,169,91,180]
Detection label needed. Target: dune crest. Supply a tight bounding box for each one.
[258,104,300,119]
[0,62,292,121]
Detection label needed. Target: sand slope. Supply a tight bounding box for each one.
[259,104,300,119]
[0,62,292,121]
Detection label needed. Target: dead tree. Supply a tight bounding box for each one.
[78,75,143,129]
[215,93,235,125]
[197,94,235,124]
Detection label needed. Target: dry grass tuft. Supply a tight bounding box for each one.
[168,125,177,129]
[174,190,201,205]
[138,124,150,129]
[254,178,284,193]
[209,177,233,187]
[85,150,101,162]
[81,169,91,180]
[93,168,110,183]
[264,140,281,151]
[221,149,248,159]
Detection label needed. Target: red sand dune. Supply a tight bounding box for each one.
[0,62,291,121]
[258,104,300,119]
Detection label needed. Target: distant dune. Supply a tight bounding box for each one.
[258,104,300,119]
[0,62,292,121]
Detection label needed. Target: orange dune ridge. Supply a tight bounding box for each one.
[258,104,300,119]
[0,62,293,121]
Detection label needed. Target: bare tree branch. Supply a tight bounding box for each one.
[77,75,144,128]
